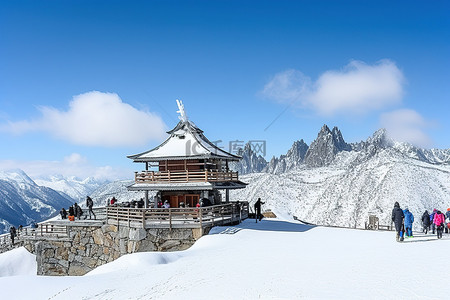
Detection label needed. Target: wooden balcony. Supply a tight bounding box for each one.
[134,170,239,183]
[106,202,249,229]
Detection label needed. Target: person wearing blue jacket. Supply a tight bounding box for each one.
[403,207,414,237]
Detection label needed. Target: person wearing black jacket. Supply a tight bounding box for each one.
[391,202,405,242]
[254,198,265,223]
[68,205,74,217]
[86,196,96,220]
[10,226,16,244]
[421,210,431,234]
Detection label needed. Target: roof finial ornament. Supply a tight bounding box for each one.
[176,99,188,123]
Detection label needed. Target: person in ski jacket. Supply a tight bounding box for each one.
[391,202,405,242]
[421,210,430,234]
[68,205,74,217]
[60,208,67,219]
[74,203,83,220]
[403,208,414,237]
[433,210,445,239]
[445,208,450,233]
[10,226,16,244]
[86,196,96,220]
[430,209,437,234]
[254,198,265,223]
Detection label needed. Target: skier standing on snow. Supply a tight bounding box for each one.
[254,198,265,223]
[433,210,445,239]
[392,202,405,242]
[421,210,430,234]
[403,208,414,238]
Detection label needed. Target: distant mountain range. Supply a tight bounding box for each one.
[234,125,450,175]
[34,174,106,203]
[231,125,450,230]
[1,125,449,233]
[0,170,74,233]
[0,170,143,233]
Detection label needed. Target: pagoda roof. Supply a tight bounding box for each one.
[128,120,241,162]
[127,181,247,191]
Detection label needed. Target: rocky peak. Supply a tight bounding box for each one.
[265,139,309,174]
[232,142,268,174]
[304,124,350,167]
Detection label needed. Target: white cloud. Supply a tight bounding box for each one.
[1,91,167,147]
[262,60,405,116]
[0,153,131,181]
[380,109,432,148]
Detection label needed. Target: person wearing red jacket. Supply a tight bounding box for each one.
[433,210,445,239]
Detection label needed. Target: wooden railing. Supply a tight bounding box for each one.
[134,170,239,183]
[106,202,249,229]
[0,223,69,251]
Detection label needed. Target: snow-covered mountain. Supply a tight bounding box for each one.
[231,126,450,230]
[0,170,74,233]
[232,143,268,174]
[34,175,106,203]
[90,180,148,207]
[265,139,309,174]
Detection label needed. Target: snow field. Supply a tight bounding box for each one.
[0,218,449,299]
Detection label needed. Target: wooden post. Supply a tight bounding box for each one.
[128,208,130,228]
[169,209,172,231]
[142,210,146,229]
[199,208,203,228]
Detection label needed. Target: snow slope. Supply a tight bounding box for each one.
[0,169,74,233]
[0,247,36,277]
[0,218,449,299]
[232,148,450,231]
[34,175,105,203]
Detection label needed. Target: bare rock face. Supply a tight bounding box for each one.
[304,125,351,167]
[233,143,268,174]
[265,139,309,174]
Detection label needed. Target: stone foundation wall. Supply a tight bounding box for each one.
[32,224,210,276]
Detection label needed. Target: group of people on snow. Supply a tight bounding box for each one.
[392,202,450,242]
[421,209,449,239]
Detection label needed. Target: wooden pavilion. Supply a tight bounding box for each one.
[127,100,247,208]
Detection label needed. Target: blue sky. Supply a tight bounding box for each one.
[0,0,449,180]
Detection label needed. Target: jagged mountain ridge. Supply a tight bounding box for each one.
[237,125,450,174]
[0,170,74,233]
[231,128,450,230]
